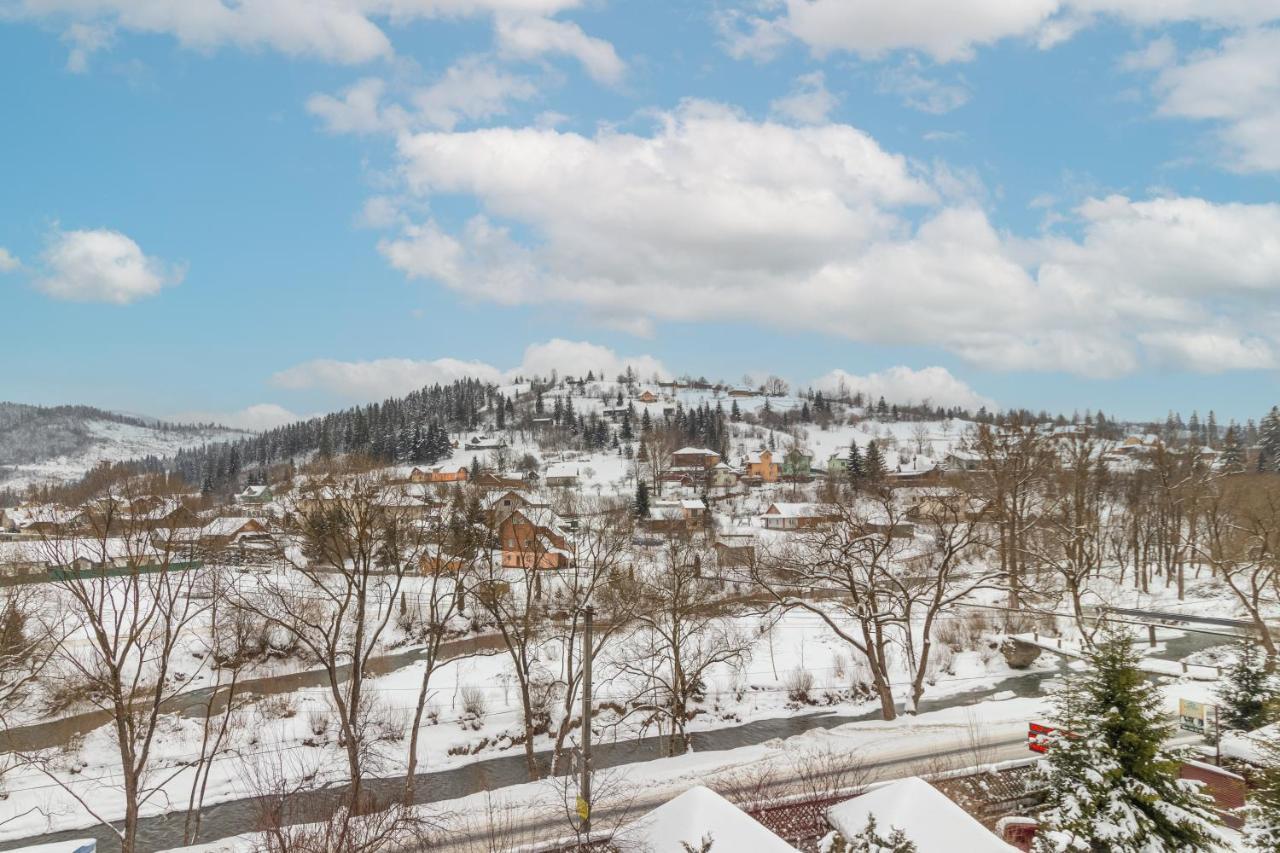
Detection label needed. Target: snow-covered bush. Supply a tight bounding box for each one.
[785,667,815,704]
[460,685,487,728]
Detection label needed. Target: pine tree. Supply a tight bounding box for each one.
[846,441,865,482]
[863,441,886,481]
[1034,629,1225,852]
[833,814,917,853]
[634,480,650,519]
[1245,731,1280,850]
[1261,406,1280,472]
[1222,425,1244,472]
[1216,640,1278,732]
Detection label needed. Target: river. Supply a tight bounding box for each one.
[0,629,1228,852]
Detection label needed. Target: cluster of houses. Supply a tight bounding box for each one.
[942,426,1225,475]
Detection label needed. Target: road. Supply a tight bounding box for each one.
[423,727,1036,852]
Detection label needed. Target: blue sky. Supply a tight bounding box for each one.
[2,1,1279,428]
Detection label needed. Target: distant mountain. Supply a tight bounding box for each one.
[0,403,251,491]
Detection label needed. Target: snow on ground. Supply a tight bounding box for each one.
[1,420,251,490]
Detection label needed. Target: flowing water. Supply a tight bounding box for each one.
[0,630,1228,852]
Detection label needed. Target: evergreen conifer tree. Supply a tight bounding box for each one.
[1261,406,1280,472]
[1034,628,1225,852]
[1217,641,1278,732]
[1245,731,1280,850]
[847,441,865,482]
[634,480,650,520]
[864,441,886,481]
[1222,426,1245,472]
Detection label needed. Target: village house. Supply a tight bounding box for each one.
[780,448,813,480]
[761,501,837,531]
[727,386,759,398]
[464,433,507,451]
[671,447,721,470]
[944,449,985,472]
[497,507,573,569]
[409,464,468,484]
[634,389,659,404]
[471,471,532,492]
[713,532,756,568]
[543,461,581,488]
[745,449,780,483]
[708,461,739,490]
[0,540,49,579]
[199,516,274,550]
[236,484,274,505]
[645,499,709,536]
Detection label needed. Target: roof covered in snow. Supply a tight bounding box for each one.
[615,785,797,853]
[826,777,1015,853]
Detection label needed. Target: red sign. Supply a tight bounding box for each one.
[1028,722,1055,753]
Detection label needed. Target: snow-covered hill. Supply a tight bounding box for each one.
[0,403,251,490]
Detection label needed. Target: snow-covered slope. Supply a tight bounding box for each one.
[0,403,250,490]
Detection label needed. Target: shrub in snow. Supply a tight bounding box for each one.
[785,667,815,704]
[1033,628,1227,852]
[306,707,330,738]
[460,685,487,728]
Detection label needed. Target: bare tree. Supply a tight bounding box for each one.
[235,463,426,835]
[547,501,636,774]
[1195,475,1280,660]
[890,489,999,711]
[403,490,486,804]
[618,539,753,754]
[1025,434,1111,645]
[27,480,210,853]
[752,492,908,720]
[0,586,60,829]
[969,419,1054,613]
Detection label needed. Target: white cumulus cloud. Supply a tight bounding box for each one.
[9,0,588,67]
[495,13,625,84]
[1151,27,1280,173]
[174,403,302,431]
[35,228,184,304]
[270,339,668,401]
[770,71,838,124]
[372,101,1280,377]
[720,0,1279,64]
[812,365,994,410]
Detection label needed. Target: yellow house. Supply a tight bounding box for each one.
[745,449,780,483]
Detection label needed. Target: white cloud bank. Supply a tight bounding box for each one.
[720,1,1279,63]
[35,228,184,304]
[0,248,20,272]
[812,366,994,410]
[1151,26,1280,173]
[174,403,301,432]
[374,100,1280,377]
[270,339,670,400]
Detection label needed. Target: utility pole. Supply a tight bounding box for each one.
[579,604,594,836]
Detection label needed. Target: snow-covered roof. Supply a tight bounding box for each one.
[763,502,829,518]
[239,485,270,498]
[544,462,580,478]
[680,499,706,510]
[615,786,797,853]
[673,447,719,456]
[826,777,1015,853]
[200,517,266,538]
[746,449,774,464]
